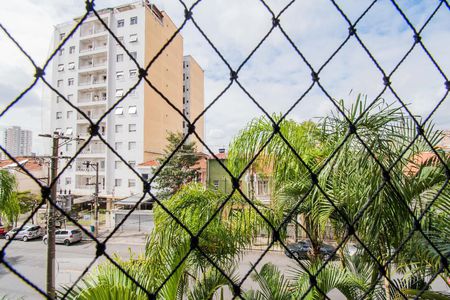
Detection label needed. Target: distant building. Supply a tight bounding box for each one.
[0,126,33,159]
[183,55,205,151]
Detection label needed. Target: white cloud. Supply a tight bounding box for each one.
[0,0,448,156]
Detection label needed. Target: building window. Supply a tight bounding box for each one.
[257,180,269,196]
[65,127,73,135]
[115,179,122,187]
[116,71,124,80]
[142,173,149,180]
[68,62,75,70]
[65,177,71,185]
[115,161,121,169]
[58,48,64,56]
[115,89,124,98]
[68,78,74,86]
[116,36,124,45]
[130,16,138,25]
[114,106,124,115]
[128,141,136,150]
[129,34,138,43]
[67,94,73,102]
[128,161,136,168]
[116,54,124,62]
[59,33,65,40]
[117,19,124,27]
[128,179,136,187]
[130,51,137,60]
[115,124,123,133]
[66,111,73,119]
[65,143,71,152]
[56,96,61,103]
[128,106,137,114]
[56,112,62,119]
[58,64,64,72]
[69,46,75,54]
[129,89,137,97]
[213,180,219,189]
[128,124,136,132]
[114,142,122,150]
[129,69,137,78]
[57,80,63,87]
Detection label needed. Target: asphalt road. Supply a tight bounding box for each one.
[1,237,448,299]
[0,236,146,299]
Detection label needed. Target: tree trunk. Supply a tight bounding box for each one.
[384,265,391,300]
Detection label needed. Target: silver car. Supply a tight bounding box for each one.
[43,229,83,246]
[5,225,44,242]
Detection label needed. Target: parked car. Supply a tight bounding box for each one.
[43,228,83,246]
[5,225,44,241]
[285,240,337,260]
[0,225,7,238]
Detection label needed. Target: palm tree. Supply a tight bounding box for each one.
[0,169,20,226]
[63,183,261,299]
[227,95,450,296]
[243,263,292,300]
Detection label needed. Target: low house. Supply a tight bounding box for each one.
[0,157,47,195]
[206,148,272,204]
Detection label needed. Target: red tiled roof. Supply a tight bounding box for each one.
[0,157,44,171]
[138,160,159,167]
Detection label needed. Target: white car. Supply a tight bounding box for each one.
[43,228,83,246]
[5,225,44,242]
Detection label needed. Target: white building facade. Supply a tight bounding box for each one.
[49,2,189,199]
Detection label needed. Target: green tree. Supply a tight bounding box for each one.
[153,132,200,199]
[0,169,20,226]
[63,183,262,299]
[228,95,450,297]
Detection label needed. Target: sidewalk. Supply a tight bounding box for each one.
[81,227,148,246]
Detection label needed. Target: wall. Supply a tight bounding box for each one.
[143,7,184,161]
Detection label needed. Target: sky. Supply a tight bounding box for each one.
[0,0,449,156]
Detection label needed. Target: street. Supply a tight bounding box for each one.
[0,234,147,299]
[0,235,318,299]
[1,236,448,299]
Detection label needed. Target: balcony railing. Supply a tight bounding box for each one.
[79,146,106,155]
[78,96,107,104]
[75,184,105,191]
[78,79,107,86]
[80,27,107,37]
[79,45,107,53]
[78,61,107,70]
[75,166,105,172]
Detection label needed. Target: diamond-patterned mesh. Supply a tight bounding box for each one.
[1,0,449,299]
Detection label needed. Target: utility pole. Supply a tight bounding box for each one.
[84,161,99,238]
[48,134,58,299]
[39,132,83,299]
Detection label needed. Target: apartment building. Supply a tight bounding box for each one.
[183,55,205,150]
[0,126,33,159]
[50,1,204,199]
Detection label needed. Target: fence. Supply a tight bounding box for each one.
[1,0,450,299]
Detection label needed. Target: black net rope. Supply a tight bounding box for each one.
[0,0,448,299]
